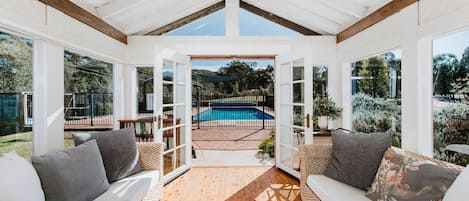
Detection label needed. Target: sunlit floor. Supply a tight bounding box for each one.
[162,167,301,201]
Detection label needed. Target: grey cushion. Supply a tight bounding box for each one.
[31,140,109,201]
[73,127,142,182]
[324,129,391,190]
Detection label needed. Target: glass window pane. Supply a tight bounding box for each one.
[293,83,304,103]
[166,9,225,36]
[176,147,186,168]
[239,9,301,36]
[293,106,304,127]
[163,84,173,104]
[351,50,402,147]
[163,151,174,175]
[0,31,33,159]
[292,67,304,81]
[137,67,153,117]
[64,50,113,148]
[432,30,469,166]
[163,62,174,82]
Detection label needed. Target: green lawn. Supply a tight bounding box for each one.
[0,131,81,159]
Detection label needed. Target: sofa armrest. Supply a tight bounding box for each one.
[137,142,165,171]
[300,144,333,201]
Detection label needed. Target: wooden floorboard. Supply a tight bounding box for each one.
[162,166,301,201]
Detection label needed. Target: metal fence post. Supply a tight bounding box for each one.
[197,86,201,129]
[90,93,94,126]
[262,94,265,129]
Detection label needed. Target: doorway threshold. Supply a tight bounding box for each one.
[192,150,274,167]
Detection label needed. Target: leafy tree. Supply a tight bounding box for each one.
[0,32,33,93]
[357,56,389,98]
[433,54,459,96]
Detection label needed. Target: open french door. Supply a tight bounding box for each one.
[154,48,192,184]
[275,47,313,178]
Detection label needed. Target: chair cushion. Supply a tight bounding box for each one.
[324,129,391,190]
[307,175,369,201]
[73,127,142,182]
[0,152,45,201]
[32,140,109,201]
[444,165,469,201]
[366,147,460,201]
[94,170,159,201]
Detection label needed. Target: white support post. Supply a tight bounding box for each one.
[225,0,240,36]
[341,62,352,130]
[33,40,64,155]
[113,63,124,130]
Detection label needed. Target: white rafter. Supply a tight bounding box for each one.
[317,0,367,19]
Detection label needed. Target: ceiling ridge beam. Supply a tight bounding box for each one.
[337,0,417,43]
[38,0,127,44]
[239,1,320,36]
[144,0,225,36]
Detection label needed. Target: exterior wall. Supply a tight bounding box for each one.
[337,0,469,156]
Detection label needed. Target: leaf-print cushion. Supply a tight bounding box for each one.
[366,147,460,201]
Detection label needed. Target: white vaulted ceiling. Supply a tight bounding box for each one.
[70,0,392,35]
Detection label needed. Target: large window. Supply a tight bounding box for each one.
[64,50,113,148]
[137,67,154,117]
[351,50,402,147]
[432,29,469,166]
[239,9,301,36]
[312,65,328,129]
[0,31,33,158]
[165,9,225,36]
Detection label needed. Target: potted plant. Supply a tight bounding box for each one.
[259,130,275,158]
[314,97,342,131]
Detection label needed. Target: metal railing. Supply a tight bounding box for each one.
[192,94,275,129]
[64,93,113,129]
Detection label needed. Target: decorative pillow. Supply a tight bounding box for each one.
[366,147,460,201]
[324,129,392,190]
[443,165,469,201]
[73,127,142,182]
[0,152,45,201]
[32,140,109,201]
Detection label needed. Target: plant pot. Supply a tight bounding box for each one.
[318,116,328,130]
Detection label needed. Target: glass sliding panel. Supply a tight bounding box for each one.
[0,31,33,158]
[137,67,154,117]
[432,30,469,166]
[351,50,402,147]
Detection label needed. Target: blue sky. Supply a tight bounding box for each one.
[433,29,469,59]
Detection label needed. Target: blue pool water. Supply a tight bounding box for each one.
[193,108,274,121]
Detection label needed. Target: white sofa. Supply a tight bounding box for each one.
[300,144,467,201]
[0,142,164,201]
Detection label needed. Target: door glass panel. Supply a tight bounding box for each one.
[163,106,174,128]
[175,63,186,83]
[176,126,185,147]
[279,63,291,84]
[163,61,174,82]
[163,84,173,104]
[175,105,185,125]
[293,67,304,81]
[293,106,304,126]
[280,125,292,145]
[293,83,304,103]
[163,151,174,175]
[176,147,186,168]
[175,84,185,104]
[163,129,174,151]
[280,146,293,169]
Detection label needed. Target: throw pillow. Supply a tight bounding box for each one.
[324,129,392,190]
[32,140,109,201]
[444,165,469,201]
[73,127,142,182]
[0,152,45,201]
[366,147,460,201]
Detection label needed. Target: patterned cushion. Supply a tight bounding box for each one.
[366,147,460,201]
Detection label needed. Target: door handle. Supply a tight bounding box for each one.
[157,115,162,129]
[306,114,310,128]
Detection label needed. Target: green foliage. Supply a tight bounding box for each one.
[357,56,389,98]
[0,32,33,93]
[313,97,342,119]
[352,93,401,147]
[433,54,459,96]
[259,130,275,157]
[313,66,328,98]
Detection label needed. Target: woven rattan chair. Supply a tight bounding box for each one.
[137,142,165,201]
[299,144,464,201]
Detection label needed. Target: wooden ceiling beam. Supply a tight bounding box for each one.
[38,0,128,44]
[239,1,320,35]
[145,1,225,36]
[337,0,417,43]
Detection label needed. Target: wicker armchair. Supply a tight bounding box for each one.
[137,142,165,201]
[300,144,464,201]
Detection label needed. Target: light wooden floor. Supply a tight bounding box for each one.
[162,167,301,201]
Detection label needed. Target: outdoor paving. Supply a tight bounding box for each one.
[192,129,273,150]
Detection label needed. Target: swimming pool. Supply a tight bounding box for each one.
[193,108,275,121]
